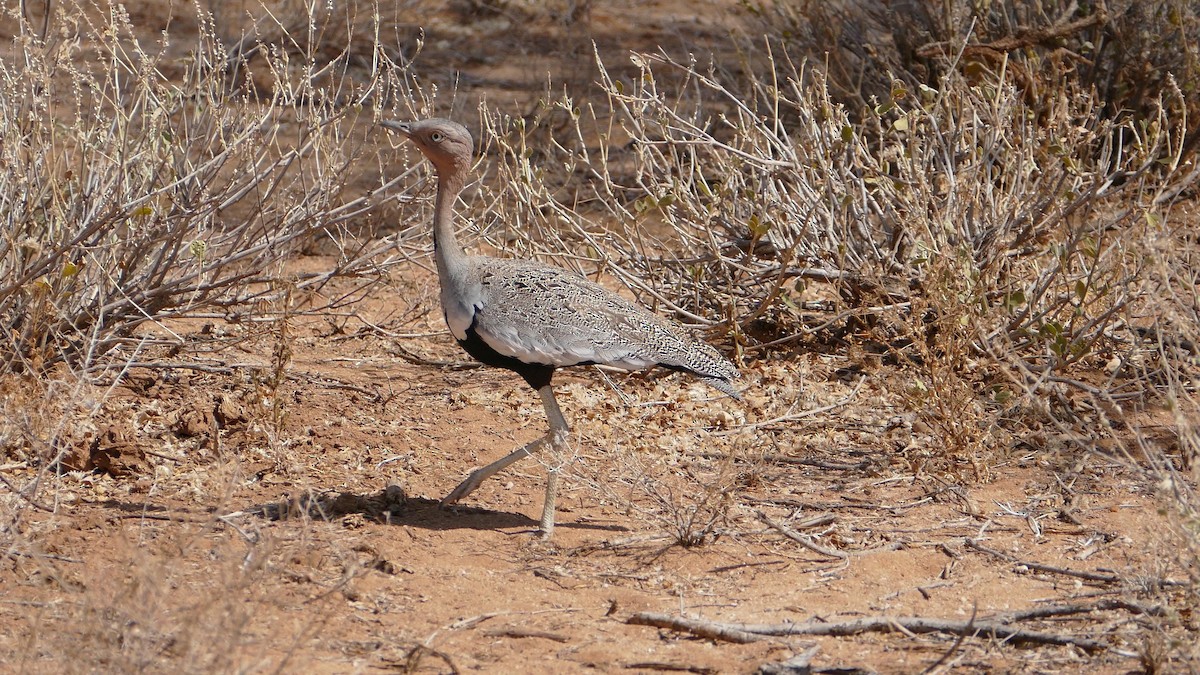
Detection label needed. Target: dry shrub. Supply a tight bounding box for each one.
[742,0,1200,154]
[456,22,1200,654]
[211,0,424,96]
[447,39,1200,627]
[0,0,421,377]
[0,0,434,475]
[473,46,1191,452]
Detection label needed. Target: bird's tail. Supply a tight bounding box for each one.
[697,374,742,400]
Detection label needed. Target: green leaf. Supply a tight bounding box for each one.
[1081,236,1098,259]
[1050,335,1069,358]
[189,240,208,260]
[748,214,772,238]
[1071,341,1091,360]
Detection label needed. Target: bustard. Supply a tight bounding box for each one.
[383,118,740,537]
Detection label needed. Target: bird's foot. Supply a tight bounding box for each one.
[440,439,544,509]
[439,482,475,509]
[440,467,491,508]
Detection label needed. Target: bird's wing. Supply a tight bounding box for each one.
[468,259,739,388]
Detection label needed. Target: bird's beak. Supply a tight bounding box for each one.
[380,120,413,137]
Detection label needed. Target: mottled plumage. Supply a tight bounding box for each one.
[464,258,739,396]
[382,117,740,537]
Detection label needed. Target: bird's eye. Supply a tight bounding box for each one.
[431,132,444,142]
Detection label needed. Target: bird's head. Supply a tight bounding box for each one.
[381,118,474,178]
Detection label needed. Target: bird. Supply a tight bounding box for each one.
[381,118,740,537]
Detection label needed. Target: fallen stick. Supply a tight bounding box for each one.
[917,0,1109,59]
[963,539,1187,588]
[481,627,570,643]
[690,449,870,471]
[995,598,1165,623]
[964,539,1120,584]
[626,613,761,644]
[622,661,717,674]
[756,510,848,560]
[626,611,1107,653]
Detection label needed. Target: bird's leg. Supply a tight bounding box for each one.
[440,384,572,538]
[537,384,571,538]
[441,435,549,507]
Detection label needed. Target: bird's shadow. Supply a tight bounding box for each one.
[239,487,628,535]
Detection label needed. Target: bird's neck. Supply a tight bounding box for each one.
[432,172,470,278]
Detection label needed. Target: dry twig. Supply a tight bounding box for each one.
[964,539,1187,587]
[755,510,848,560]
[481,627,570,643]
[917,0,1109,60]
[626,613,761,644]
[626,611,1108,652]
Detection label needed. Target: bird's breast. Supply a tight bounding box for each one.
[441,288,477,341]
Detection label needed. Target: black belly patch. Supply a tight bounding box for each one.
[457,319,556,390]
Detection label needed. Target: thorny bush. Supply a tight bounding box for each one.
[0,1,416,377]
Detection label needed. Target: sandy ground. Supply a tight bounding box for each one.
[2,261,1190,673]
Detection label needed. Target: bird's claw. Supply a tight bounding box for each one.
[440,471,485,508]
